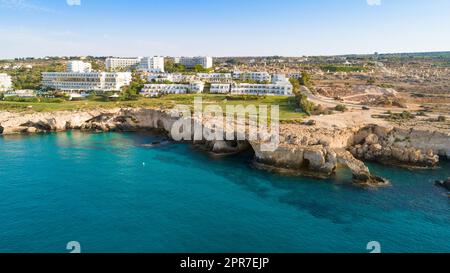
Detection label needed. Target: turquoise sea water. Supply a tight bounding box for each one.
[0,132,448,253]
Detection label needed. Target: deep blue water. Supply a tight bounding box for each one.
[0,132,448,253]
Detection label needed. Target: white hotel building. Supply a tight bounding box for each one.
[42,61,132,92]
[211,74,293,96]
[175,56,213,69]
[210,84,231,94]
[0,73,12,92]
[139,56,165,72]
[197,73,233,83]
[106,57,141,71]
[67,61,92,73]
[148,73,195,83]
[230,82,293,96]
[232,71,271,83]
[140,81,204,97]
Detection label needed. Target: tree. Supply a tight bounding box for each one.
[297,93,315,116]
[289,78,301,95]
[165,59,186,73]
[299,72,312,88]
[335,104,348,112]
[194,64,209,73]
[120,72,145,101]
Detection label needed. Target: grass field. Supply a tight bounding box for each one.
[0,94,306,121]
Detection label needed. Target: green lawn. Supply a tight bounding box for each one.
[0,94,306,121]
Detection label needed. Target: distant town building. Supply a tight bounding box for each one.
[106,57,141,71]
[139,56,165,72]
[175,56,213,69]
[67,61,92,73]
[140,81,204,97]
[0,73,12,92]
[232,71,271,83]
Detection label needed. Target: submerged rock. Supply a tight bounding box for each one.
[435,178,450,191]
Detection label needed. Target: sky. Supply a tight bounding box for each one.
[0,0,449,58]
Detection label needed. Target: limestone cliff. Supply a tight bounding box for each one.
[1,108,449,187]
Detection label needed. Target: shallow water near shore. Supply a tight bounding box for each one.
[0,131,449,253]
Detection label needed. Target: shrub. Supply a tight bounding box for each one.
[334,104,348,112]
[4,96,39,103]
[387,111,415,120]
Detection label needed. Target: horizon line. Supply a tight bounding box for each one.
[2,50,450,60]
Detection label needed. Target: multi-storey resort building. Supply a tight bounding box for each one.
[140,81,204,97]
[230,82,293,96]
[210,74,293,96]
[106,57,141,71]
[139,56,165,72]
[197,73,233,83]
[175,56,213,69]
[232,71,271,83]
[67,61,92,73]
[231,74,293,96]
[0,73,12,92]
[148,73,196,83]
[42,72,132,92]
[42,61,132,92]
[210,84,231,94]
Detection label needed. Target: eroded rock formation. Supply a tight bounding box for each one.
[1,108,449,187]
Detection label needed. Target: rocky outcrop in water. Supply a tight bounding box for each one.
[435,178,450,191]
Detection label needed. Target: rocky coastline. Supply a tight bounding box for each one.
[1,108,449,187]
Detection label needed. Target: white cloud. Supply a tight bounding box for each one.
[66,0,80,6]
[367,0,381,6]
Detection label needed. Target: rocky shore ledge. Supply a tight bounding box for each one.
[1,108,449,187]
